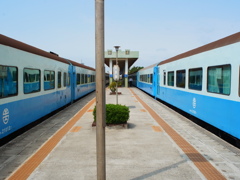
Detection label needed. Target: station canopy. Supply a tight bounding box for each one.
[104,49,139,70]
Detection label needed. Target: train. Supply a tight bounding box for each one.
[0,34,98,140]
[130,32,240,143]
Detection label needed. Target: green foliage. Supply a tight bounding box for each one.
[117,81,122,87]
[93,104,130,124]
[109,81,122,92]
[109,82,116,92]
[128,66,144,74]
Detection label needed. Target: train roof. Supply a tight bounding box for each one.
[159,32,240,65]
[68,59,95,71]
[139,63,159,71]
[0,34,95,71]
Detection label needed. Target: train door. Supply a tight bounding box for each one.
[153,66,158,98]
[161,69,167,101]
[136,72,139,87]
[57,70,64,107]
[70,65,76,103]
[157,67,161,97]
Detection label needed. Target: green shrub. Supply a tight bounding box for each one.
[93,104,130,124]
[109,81,122,92]
[117,81,122,87]
[109,82,116,92]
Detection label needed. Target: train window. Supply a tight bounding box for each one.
[24,68,40,94]
[44,70,55,90]
[149,74,153,83]
[67,73,70,86]
[64,72,67,87]
[89,74,92,83]
[167,71,174,86]
[90,75,95,83]
[163,72,166,85]
[144,75,147,82]
[0,65,18,98]
[176,70,186,88]
[189,68,202,90]
[90,75,92,83]
[80,74,84,84]
[140,74,148,82]
[85,74,88,84]
[207,64,231,95]
[58,72,62,88]
[77,73,80,85]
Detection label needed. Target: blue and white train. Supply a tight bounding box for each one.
[0,35,96,140]
[131,32,240,142]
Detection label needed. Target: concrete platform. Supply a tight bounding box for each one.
[3,88,240,179]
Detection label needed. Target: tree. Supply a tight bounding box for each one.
[128,66,144,74]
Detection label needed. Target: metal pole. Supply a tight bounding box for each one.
[95,0,106,180]
[116,50,118,104]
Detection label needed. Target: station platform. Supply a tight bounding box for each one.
[3,88,240,180]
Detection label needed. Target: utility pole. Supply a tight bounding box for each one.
[95,0,106,180]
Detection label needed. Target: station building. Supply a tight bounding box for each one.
[105,49,139,87]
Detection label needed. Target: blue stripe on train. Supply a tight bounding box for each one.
[138,82,154,96]
[0,89,71,139]
[158,87,240,139]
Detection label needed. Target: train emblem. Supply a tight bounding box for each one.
[3,108,10,125]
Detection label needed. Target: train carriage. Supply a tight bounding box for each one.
[135,32,240,142]
[157,32,240,140]
[72,61,96,100]
[156,33,240,139]
[137,63,159,96]
[0,35,96,140]
[128,72,138,87]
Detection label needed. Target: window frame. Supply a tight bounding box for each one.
[77,73,81,85]
[80,74,85,84]
[58,71,62,88]
[176,70,186,88]
[207,64,231,95]
[44,70,55,90]
[63,72,67,87]
[84,74,88,84]
[0,65,18,98]
[167,71,174,86]
[163,71,166,85]
[188,68,203,91]
[149,74,153,84]
[24,68,41,94]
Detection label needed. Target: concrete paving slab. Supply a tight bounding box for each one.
[3,88,240,180]
[28,88,206,180]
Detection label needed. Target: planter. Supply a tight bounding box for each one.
[92,122,128,129]
[93,104,129,128]
[109,92,122,95]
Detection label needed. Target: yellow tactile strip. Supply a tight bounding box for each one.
[129,88,226,180]
[70,126,82,132]
[152,126,162,132]
[7,98,96,180]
